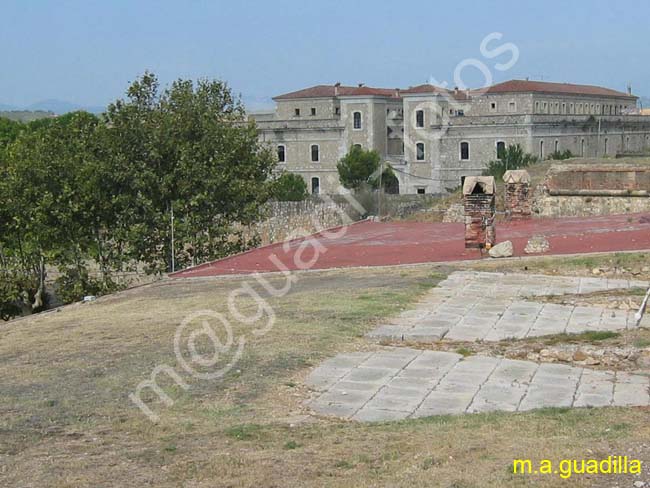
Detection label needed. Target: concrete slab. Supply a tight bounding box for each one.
[367,271,644,343]
[306,348,650,422]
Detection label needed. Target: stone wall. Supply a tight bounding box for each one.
[533,163,650,217]
[241,199,362,246]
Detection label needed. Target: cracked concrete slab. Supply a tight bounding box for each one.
[368,271,648,343]
[306,348,650,421]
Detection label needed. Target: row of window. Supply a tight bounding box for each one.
[414,141,472,161]
[277,144,319,163]
[534,100,631,116]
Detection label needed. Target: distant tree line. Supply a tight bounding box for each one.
[0,72,279,320]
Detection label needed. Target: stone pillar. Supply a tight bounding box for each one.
[463,176,496,249]
[503,170,532,220]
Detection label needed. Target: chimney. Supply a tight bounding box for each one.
[627,83,632,95]
[395,88,401,97]
[334,82,341,96]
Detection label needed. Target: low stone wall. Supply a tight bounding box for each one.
[242,199,362,246]
[534,163,650,217]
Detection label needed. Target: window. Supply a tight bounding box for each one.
[416,142,425,161]
[535,101,540,113]
[335,107,340,115]
[415,110,424,128]
[562,103,566,114]
[416,187,426,195]
[554,140,559,153]
[294,108,300,116]
[581,139,585,157]
[277,145,286,162]
[353,144,362,149]
[460,141,470,160]
[311,177,320,195]
[310,107,316,116]
[604,137,608,155]
[570,103,574,114]
[496,141,506,160]
[508,101,516,112]
[539,140,544,159]
[490,102,497,111]
[353,111,362,129]
[310,144,319,162]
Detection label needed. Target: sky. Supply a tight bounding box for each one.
[1,0,649,110]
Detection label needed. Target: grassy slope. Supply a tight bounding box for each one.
[0,260,649,487]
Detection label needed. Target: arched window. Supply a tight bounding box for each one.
[353,111,362,130]
[581,139,585,157]
[554,140,559,153]
[277,145,286,162]
[539,140,544,159]
[415,110,424,128]
[416,142,425,161]
[310,144,319,162]
[311,177,320,195]
[604,138,608,155]
[496,141,506,160]
[460,141,470,160]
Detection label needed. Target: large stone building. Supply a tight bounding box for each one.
[251,80,650,195]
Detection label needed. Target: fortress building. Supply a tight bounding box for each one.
[250,80,650,194]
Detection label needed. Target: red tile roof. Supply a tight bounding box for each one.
[481,80,636,99]
[273,80,636,101]
[273,84,401,100]
[401,84,470,100]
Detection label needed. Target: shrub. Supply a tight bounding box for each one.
[483,144,538,179]
[549,149,574,160]
[271,172,308,201]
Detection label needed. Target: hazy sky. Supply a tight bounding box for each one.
[2,0,648,109]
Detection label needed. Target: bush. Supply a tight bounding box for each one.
[483,144,538,179]
[271,172,308,201]
[549,149,574,160]
[0,268,41,321]
[54,266,119,304]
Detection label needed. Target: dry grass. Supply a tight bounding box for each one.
[1,263,649,487]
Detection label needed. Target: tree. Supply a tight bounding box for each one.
[271,172,308,201]
[103,72,276,272]
[0,111,105,314]
[483,144,538,179]
[337,146,381,191]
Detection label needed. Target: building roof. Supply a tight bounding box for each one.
[273,84,400,100]
[481,80,636,99]
[401,84,470,100]
[273,80,636,102]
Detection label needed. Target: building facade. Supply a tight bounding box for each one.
[251,80,650,195]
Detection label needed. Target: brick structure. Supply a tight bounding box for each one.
[503,170,532,220]
[463,176,496,249]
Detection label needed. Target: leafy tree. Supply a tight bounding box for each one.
[483,144,538,179]
[271,172,308,201]
[103,72,276,272]
[0,111,104,314]
[337,146,381,191]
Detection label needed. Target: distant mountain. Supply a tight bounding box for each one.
[0,103,17,111]
[0,110,55,122]
[25,99,105,115]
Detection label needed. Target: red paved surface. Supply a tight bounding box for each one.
[170,213,650,278]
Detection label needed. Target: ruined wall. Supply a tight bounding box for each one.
[240,199,361,246]
[533,163,650,217]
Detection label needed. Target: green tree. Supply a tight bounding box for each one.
[271,172,308,201]
[483,144,538,179]
[103,72,276,272]
[337,146,381,191]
